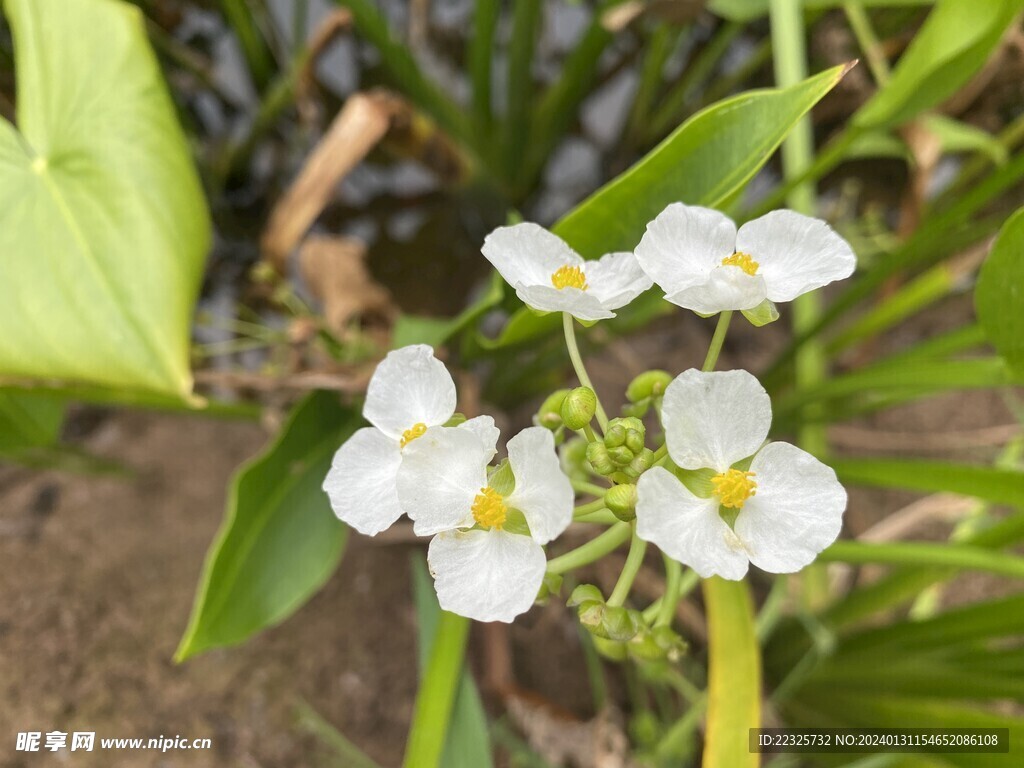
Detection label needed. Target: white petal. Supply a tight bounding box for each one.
[662,369,772,472]
[666,266,767,313]
[636,468,749,580]
[428,528,546,623]
[398,426,486,536]
[482,223,583,289]
[363,345,456,439]
[634,203,737,295]
[457,415,501,463]
[323,427,403,536]
[736,210,856,303]
[734,442,846,573]
[584,251,654,309]
[505,426,574,545]
[515,284,615,321]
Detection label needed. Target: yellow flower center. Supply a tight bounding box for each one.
[721,251,759,276]
[551,265,588,291]
[711,469,757,509]
[471,486,507,529]
[400,422,427,448]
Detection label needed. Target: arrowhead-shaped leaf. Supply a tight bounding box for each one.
[0,0,211,396]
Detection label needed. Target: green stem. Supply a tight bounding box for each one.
[572,480,608,497]
[401,610,470,768]
[547,522,632,574]
[842,1,890,86]
[702,311,733,372]
[573,498,607,517]
[607,526,647,607]
[582,424,598,443]
[575,508,620,525]
[562,313,610,431]
[771,0,830,609]
[655,555,682,627]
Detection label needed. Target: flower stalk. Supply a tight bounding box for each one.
[563,312,610,431]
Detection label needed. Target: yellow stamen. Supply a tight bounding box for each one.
[711,469,757,509]
[471,486,507,529]
[721,251,759,276]
[400,422,427,448]
[551,265,588,291]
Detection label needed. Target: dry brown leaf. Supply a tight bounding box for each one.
[298,234,396,336]
[261,92,400,270]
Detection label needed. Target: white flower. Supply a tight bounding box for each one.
[398,425,573,622]
[322,344,459,536]
[633,204,856,315]
[635,369,846,579]
[482,222,652,321]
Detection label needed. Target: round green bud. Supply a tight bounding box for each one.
[629,448,656,475]
[608,445,634,466]
[536,389,569,431]
[586,442,615,476]
[605,483,637,521]
[625,428,645,455]
[604,423,627,448]
[561,386,597,431]
[598,605,642,642]
[626,370,673,403]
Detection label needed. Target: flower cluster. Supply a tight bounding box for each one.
[323,345,573,623]
[324,202,854,626]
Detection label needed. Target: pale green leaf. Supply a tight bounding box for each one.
[0,0,210,396]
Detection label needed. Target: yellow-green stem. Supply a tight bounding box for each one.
[702,311,733,372]
[607,525,647,607]
[563,313,610,431]
[547,522,632,574]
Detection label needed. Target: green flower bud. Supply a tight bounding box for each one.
[626,370,672,403]
[605,484,637,521]
[586,442,615,476]
[608,445,634,465]
[567,583,604,607]
[629,448,656,476]
[605,423,627,448]
[536,389,569,431]
[561,387,597,431]
[598,605,642,642]
[625,428,645,455]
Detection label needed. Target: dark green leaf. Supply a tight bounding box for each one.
[176,391,358,660]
